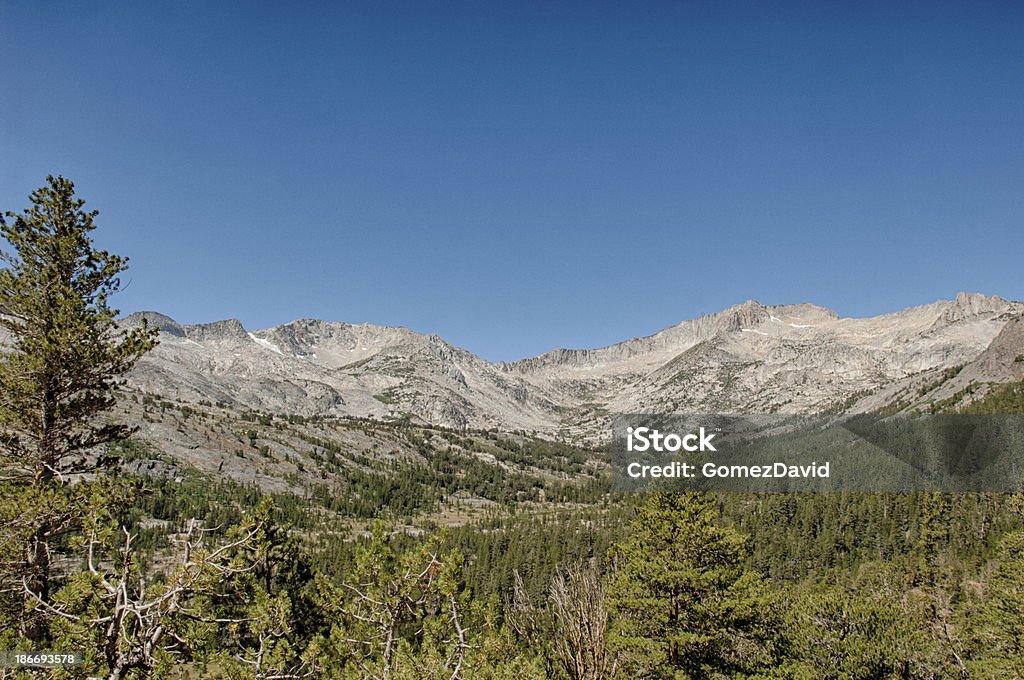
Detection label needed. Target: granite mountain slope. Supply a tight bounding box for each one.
[124,292,1024,434]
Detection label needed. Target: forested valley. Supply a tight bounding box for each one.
[4,389,1024,678]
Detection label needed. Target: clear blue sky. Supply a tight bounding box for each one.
[2,1,1023,361]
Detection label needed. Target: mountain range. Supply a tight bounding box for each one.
[124,292,1024,438]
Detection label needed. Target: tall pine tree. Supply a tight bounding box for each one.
[0,175,158,639]
[606,491,779,679]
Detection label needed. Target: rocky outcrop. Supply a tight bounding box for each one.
[128,315,566,432]
[184,319,248,342]
[122,311,185,337]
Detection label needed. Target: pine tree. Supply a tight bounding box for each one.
[0,175,158,482]
[970,528,1024,677]
[606,491,778,679]
[213,498,328,679]
[785,585,931,679]
[0,175,158,639]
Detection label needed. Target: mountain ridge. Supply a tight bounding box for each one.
[123,292,1024,434]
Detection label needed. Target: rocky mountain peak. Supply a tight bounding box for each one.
[183,319,248,342]
[941,292,1010,322]
[121,311,185,337]
[766,303,838,322]
[714,300,769,331]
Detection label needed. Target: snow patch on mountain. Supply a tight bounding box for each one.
[248,333,284,355]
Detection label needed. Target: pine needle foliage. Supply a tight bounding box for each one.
[0,175,158,483]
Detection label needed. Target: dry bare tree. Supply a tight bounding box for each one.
[336,527,472,680]
[507,562,618,680]
[548,561,618,680]
[23,518,262,680]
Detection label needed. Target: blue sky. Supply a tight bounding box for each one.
[2,1,1023,361]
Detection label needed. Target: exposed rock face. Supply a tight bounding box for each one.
[125,293,1024,434]
[127,316,565,432]
[907,314,1024,406]
[503,293,1021,421]
[121,311,186,337]
[961,316,1024,384]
